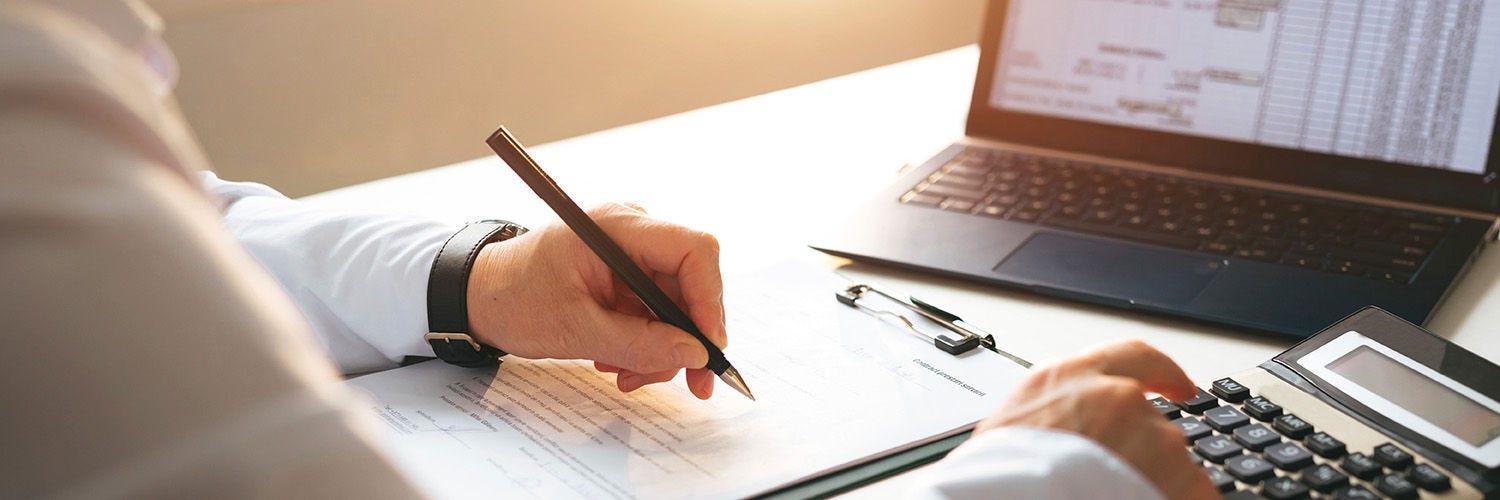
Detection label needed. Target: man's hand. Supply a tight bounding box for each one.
[975,340,1219,500]
[463,203,727,399]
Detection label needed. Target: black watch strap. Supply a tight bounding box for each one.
[425,220,527,368]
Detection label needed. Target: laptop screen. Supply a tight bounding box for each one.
[987,0,1500,176]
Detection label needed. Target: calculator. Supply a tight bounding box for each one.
[1151,307,1500,499]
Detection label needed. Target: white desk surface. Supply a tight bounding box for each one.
[305,45,1500,495]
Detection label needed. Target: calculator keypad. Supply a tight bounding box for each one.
[1195,435,1245,463]
[1172,416,1212,443]
[1180,388,1221,414]
[1203,406,1252,432]
[1234,423,1281,452]
[1273,414,1315,439]
[1149,396,1181,420]
[1305,432,1347,459]
[1406,464,1452,492]
[1243,396,1284,421]
[1213,377,1252,403]
[1372,443,1414,471]
[1342,453,1383,481]
[1164,376,1460,498]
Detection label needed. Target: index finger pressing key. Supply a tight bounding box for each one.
[1078,340,1196,402]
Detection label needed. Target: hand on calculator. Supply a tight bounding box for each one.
[975,340,1219,500]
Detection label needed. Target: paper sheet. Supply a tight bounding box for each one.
[347,261,1030,499]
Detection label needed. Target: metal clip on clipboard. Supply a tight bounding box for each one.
[836,284,1032,368]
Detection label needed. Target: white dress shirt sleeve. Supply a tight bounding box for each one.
[201,171,456,374]
[908,427,1166,500]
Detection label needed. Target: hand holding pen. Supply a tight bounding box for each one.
[479,126,754,400]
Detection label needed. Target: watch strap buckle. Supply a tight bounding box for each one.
[424,332,504,368]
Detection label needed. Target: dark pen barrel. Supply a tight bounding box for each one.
[486,126,730,375]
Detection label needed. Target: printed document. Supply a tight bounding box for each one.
[347,262,1030,499]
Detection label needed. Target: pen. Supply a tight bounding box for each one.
[486,125,755,401]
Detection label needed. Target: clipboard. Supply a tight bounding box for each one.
[747,282,1031,499]
[753,427,974,499]
[346,263,1035,500]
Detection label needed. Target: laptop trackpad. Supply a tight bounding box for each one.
[994,232,1222,306]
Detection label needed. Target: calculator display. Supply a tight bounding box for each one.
[1327,346,1500,447]
[1298,330,1500,468]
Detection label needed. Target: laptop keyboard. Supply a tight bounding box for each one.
[901,148,1459,284]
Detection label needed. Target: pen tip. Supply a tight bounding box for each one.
[718,366,755,401]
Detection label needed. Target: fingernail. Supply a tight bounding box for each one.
[673,343,704,368]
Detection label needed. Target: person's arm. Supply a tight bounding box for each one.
[202,179,729,399]
[910,340,1219,500]
[909,427,1165,499]
[202,171,454,374]
[0,4,419,497]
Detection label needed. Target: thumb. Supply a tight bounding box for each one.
[585,309,710,374]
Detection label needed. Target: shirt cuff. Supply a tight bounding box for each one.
[909,426,1165,500]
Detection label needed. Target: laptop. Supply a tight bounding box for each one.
[813,0,1500,337]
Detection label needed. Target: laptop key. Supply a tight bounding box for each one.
[916,183,986,201]
[1369,269,1413,283]
[939,199,976,213]
[1234,248,1280,262]
[1279,255,1323,270]
[900,191,943,206]
[1200,241,1234,255]
[1054,205,1085,219]
[1328,261,1367,276]
[1008,209,1041,222]
[931,174,986,190]
[1121,214,1152,228]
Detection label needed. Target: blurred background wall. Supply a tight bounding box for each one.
[146,0,985,196]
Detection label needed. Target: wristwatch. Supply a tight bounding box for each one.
[424,220,528,368]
